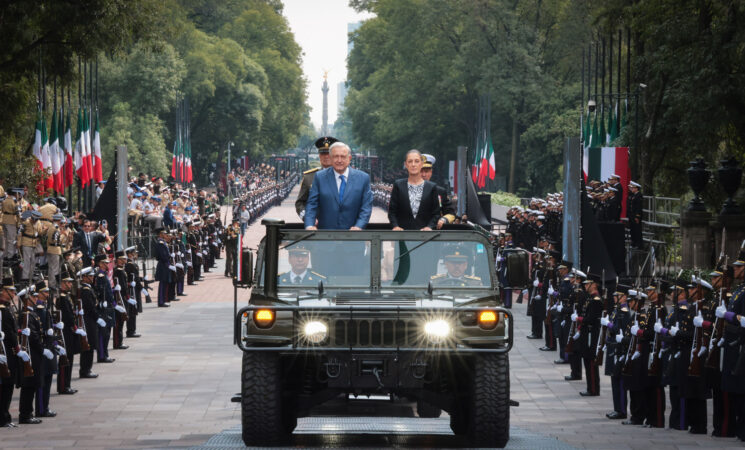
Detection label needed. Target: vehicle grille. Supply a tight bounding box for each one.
[331,318,422,347]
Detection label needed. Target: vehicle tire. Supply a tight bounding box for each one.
[416,399,442,418]
[241,352,289,446]
[468,352,509,448]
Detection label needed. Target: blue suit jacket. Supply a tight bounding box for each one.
[304,167,373,229]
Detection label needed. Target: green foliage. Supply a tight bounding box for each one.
[490,191,522,207]
[101,103,169,178]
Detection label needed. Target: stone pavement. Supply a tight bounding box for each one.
[3,188,743,449]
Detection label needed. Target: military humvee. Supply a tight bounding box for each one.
[233,219,529,448]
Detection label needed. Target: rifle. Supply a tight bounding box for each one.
[595,311,608,366]
[622,290,641,376]
[113,278,129,322]
[20,311,34,377]
[566,304,578,354]
[0,309,11,378]
[705,292,725,370]
[76,297,90,352]
[688,301,704,377]
[648,281,663,376]
[52,309,69,367]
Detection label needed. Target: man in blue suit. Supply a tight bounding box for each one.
[304,142,373,230]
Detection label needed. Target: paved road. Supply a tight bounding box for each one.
[4,187,743,449]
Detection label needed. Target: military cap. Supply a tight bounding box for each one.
[609,174,620,180]
[583,272,601,284]
[421,153,436,169]
[154,227,166,235]
[35,280,48,292]
[668,278,689,292]
[645,279,669,292]
[125,246,137,254]
[94,254,110,264]
[61,271,75,282]
[2,277,15,290]
[690,275,712,290]
[614,284,631,296]
[629,181,641,188]
[115,250,127,260]
[557,260,573,270]
[77,267,95,277]
[52,213,65,221]
[443,244,471,261]
[287,242,310,256]
[314,136,338,154]
[63,246,80,256]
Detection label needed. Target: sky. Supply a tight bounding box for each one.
[282,0,375,131]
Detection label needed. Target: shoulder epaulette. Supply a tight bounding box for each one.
[303,167,320,175]
[309,270,326,279]
[0,304,6,309]
[430,273,446,280]
[465,275,482,281]
[593,296,602,301]
[621,306,629,312]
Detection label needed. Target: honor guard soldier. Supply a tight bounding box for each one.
[295,136,337,220]
[18,210,43,286]
[0,276,20,427]
[604,285,631,420]
[77,267,99,378]
[124,246,142,337]
[225,219,240,277]
[154,228,172,307]
[643,279,668,428]
[278,243,326,285]
[45,214,66,296]
[620,288,650,424]
[93,254,115,363]
[420,153,456,228]
[56,271,78,395]
[33,281,57,419]
[575,271,602,397]
[17,285,43,424]
[715,257,745,441]
[430,245,482,287]
[112,251,130,350]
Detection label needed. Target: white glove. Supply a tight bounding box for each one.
[175,263,184,269]
[169,265,176,272]
[550,304,557,311]
[97,318,107,327]
[0,331,4,340]
[631,324,640,336]
[186,262,192,267]
[170,252,175,258]
[102,301,108,308]
[573,332,580,340]
[78,309,85,316]
[716,305,727,318]
[698,346,708,357]
[571,313,578,322]
[113,284,121,291]
[560,320,566,327]
[75,328,87,337]
[548,286,555,296]
[115,305,126,314]
[601,317,610,327]
[21,328,30,336]
[55,321,64,330]
[0,355,6,365]
[127,298,137,306]
[718,337,726,347]
[631,350,641,360]
[17,350,30,362]
[654,319,662,333]
[669,325,679,336]
[615,334,622,343]
[533,279,539,287]
[43,348,54,360]
[46,328,54,336]
[129,281,136,287]
[740,316,745,328]
[56,346,66,356]
[557,304,563,313]
[693,311,703,328]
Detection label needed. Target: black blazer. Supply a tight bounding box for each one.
[387,179,440,230]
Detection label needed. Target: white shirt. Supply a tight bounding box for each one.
[291,270,307,283]
[334,167,350,193]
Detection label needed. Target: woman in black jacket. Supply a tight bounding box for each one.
[387,149,440,230]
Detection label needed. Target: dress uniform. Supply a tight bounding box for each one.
[620,290,651,424]
[575,272,602,396]
[605,286,631,420]
[17,290,43,424]
[643,281,668,428]
[295,136,337,220]
[278,244,326,285]
[0,277,20,427]
[45,214,66,295]
[94,255,115,363]
[33,282,57,418]
[55,272,78,394]
[124,246,142,335]
[154,228,172,307]
[77,267,99,378]
[18,211,43,284]
[420,154,456,226]
[112,251,130,350]
[1,189,21,259]
[627,181,643,248]
[224,220,239,277]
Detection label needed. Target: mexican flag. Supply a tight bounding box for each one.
[50,108,63,192]
[92,110,103,183]
[41,116,53,191]
[75,108,90,186]
[582,146,631,217]
[63,108,74,188]
[171,136,180,181]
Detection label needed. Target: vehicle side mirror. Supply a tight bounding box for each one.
[505,249,529,288]
[233,249,254,288]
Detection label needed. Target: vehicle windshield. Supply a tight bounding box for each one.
[274,239,372,288]
[381,240,490,287]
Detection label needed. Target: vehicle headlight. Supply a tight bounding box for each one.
[424,319,451,342]
[303,320,328,344]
